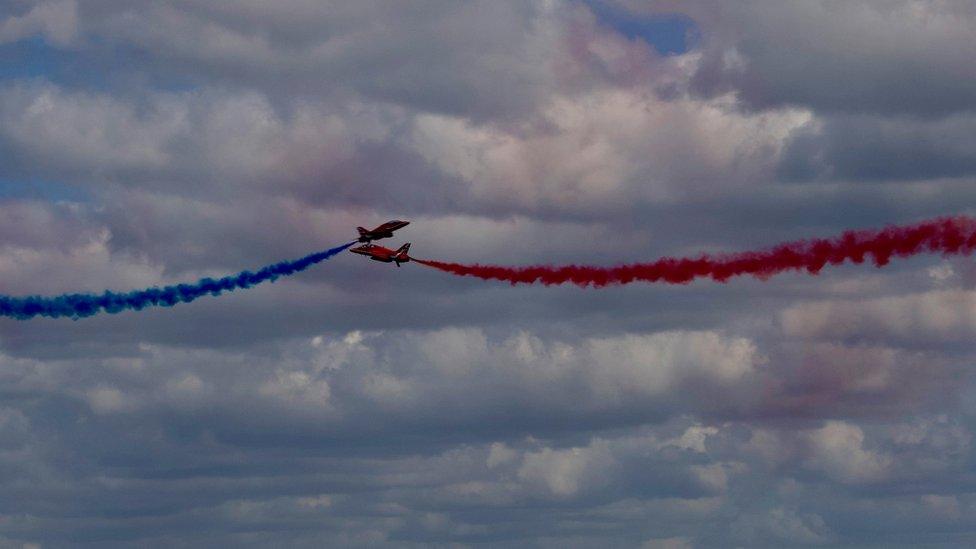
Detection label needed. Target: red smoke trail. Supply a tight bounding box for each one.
[414,216,976,287]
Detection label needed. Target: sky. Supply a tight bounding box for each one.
[1,1,976,547]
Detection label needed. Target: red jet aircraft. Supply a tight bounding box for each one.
[357,220,410,243]
[349,243,411,267]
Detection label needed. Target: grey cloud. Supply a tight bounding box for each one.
[645,0,976,117]
[779,114,976,182]
[2,1,976,546]
[781,288,976,349]
[0,0,76,46]
[0,76,802,221]
[75,0,555,120]
[0,322,973,546]
[730,507,833,546]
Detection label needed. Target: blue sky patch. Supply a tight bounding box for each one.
[0,177,91,203]
[584,1,699,55]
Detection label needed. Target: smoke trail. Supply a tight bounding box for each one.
[415,216,976,287]
[0,242,355,320]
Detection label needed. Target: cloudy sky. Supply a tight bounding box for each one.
[1,0,976,547]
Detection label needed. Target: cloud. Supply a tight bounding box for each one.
[517,440,615,497]
[779,113,976,182]
[645,1,976,117]
[75,1,561,119]
[2,1,976,546]
[781,289,976,346]
[642,537,694,549]
[0,0,77,46]
[731,507,833,545]
[0,82,182,182]
[409,88,808,214]
[804,421,891,483]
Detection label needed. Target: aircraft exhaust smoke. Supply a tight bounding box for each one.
[414,216,976,287]
[0,242,355,320]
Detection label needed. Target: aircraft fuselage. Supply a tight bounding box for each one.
[357,220,410,243]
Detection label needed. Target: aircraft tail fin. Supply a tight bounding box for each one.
[357,227,368,236]
[396,243,411,255]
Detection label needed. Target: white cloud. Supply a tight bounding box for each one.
[782,289,976,344]
[410,89,809,213]
[85,386,129,414]
[661,424,718,453]
[0,83,183,176]
[804,421,890,483]
[486,442,518,469]
[517,439,615,497]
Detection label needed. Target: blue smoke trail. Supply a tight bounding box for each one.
[0,242,356,320]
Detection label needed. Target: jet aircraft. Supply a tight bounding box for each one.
[349,243,411,267]
[357,220,410,243]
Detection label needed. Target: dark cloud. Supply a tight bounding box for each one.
[652,0,976,117]
[73,0,554,120]
[2,0,976,547]
[779,114,976,182]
